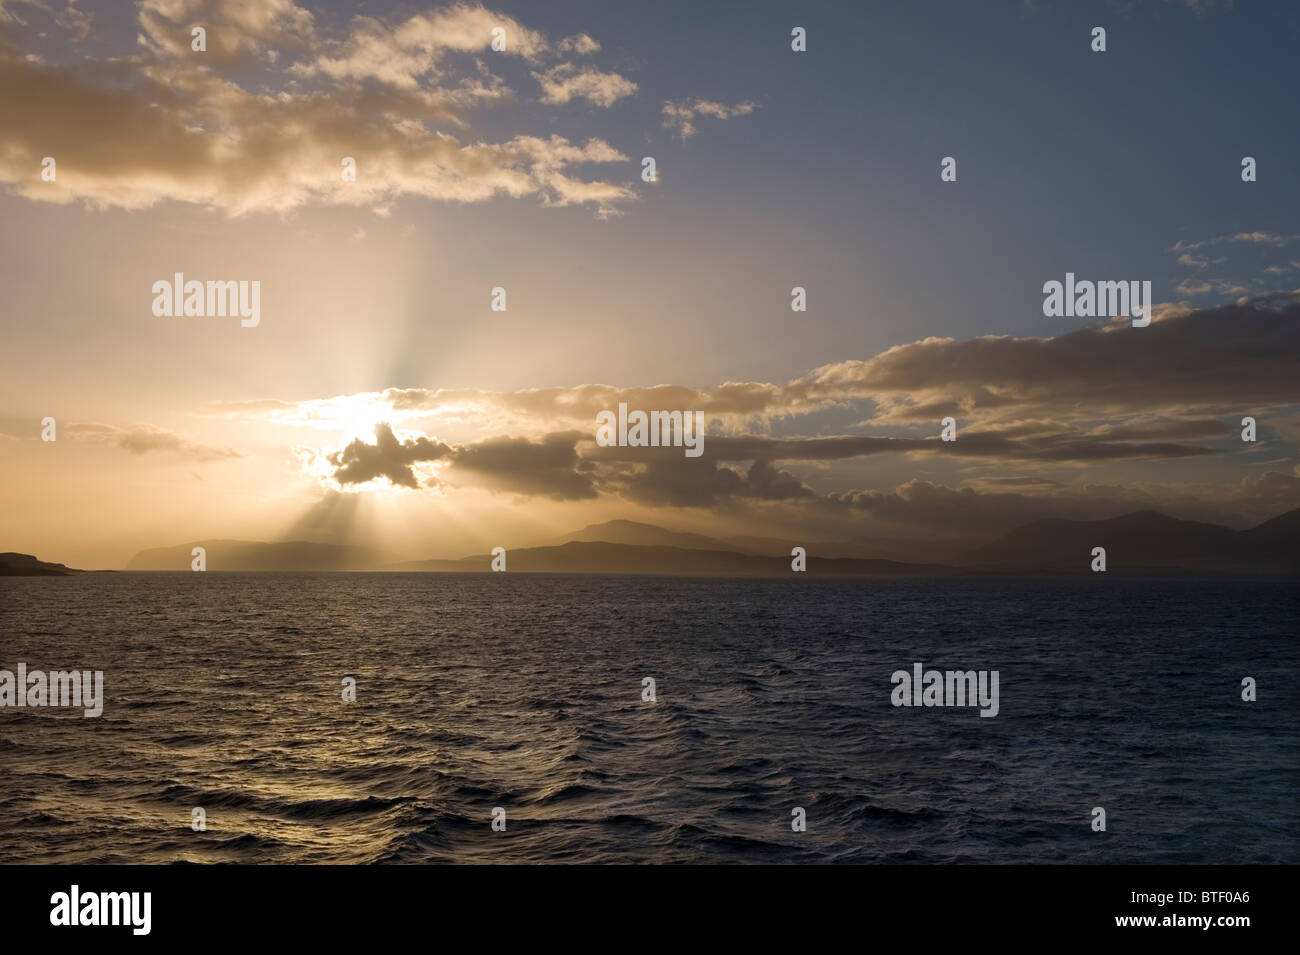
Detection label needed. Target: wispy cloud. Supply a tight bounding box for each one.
[66,423,242,461]
[1171,231,1298,252]
[661,98,759,140]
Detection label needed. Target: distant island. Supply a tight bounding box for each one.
[387,541,961,577]
[0,553,82,576]
[125,540,401,572]
[8,507,1298,578]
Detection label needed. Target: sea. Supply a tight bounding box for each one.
[1,573,1295,864]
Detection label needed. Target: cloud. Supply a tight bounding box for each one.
[533,64,637,106]
[0,2,637,217]
[1171,232,1298,252]
[661,98,758,140]
[138,0,316,64]
[1171,0,1235,14]
[234,299,1299,525]
[324,423,596,499]
[202,397,301,418]
[66,423,241,461]
[314,421,1232,509]
[327,423,451,488]
[1263,261,1300,275]
[0,0,40,29]
[1169,232,1298,300]
[307,419,1296,526]
[1173,277,1250,296]
[557,33,600,54]
[247,300,1300,444]
[443,431,597,499]
[293,4,547,88]
[56,1,92,42]
[1176,252,1226,269]
[840,299,1300,426]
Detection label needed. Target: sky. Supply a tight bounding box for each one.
[1,0,1298,568]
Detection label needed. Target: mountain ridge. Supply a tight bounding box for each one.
[386,540,963,576]
[12,506,1296,576]
[959,507,1299,575]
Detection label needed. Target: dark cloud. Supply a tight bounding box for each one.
[356,302,1300,439]
[327,424,596,499]
[328,423,451,488]
[600,457,747,507]
[846,300,1300,425]
[588,430,1218,467]
[444,432,597,500]
[301,300,1299,530]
